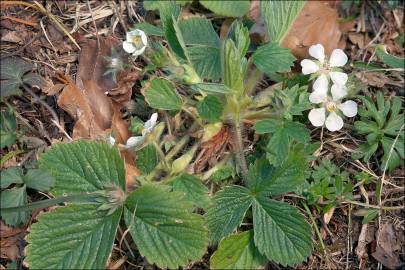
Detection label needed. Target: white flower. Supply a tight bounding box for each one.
[107,135,116,146]
[124,113,158,148]
[301,44,349,90]
[123,29,147,56]
[308,88,357,132]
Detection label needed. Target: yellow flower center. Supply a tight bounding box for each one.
[132,35,143,48]
[326,101,337,112]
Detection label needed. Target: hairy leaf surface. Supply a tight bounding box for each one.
[27,205,121,269]
[124,185,208,269]
[211,231,267,269]
[144,78,183,110]
[205,185,252,244]
[172,173,210,209]
[39,141,125,197]
[252,196,312,266]
[200,1,250,17]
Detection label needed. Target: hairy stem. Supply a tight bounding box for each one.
[0,193,101,213]
[233,117,248,182]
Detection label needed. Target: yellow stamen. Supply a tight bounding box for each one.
[132,35,143,48]
[326,102,337,112]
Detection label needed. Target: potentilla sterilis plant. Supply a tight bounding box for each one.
[302,44,358,132]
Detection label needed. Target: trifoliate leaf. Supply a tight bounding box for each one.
[375,44,405,68]
[136,144,159,175]
[0,186,29,226]
[254,119,310,165]
[205,185,253,244]
[197,95,224,123]
[0,167,24,188]
[200,1,250,17]
[252,43,296,75]
[39,141,125,196]
[124,185,208,269]
[247,156,305,196]
[260,1,305,43]
[252,195,312,266]
[26,141,126,269]
[23,169,55,192]
[144,78,183,110]
[211,230,267,270]
[0,57,46,99]
[0,106,17,148]
[27,204,122,269]
[171,173,210,209]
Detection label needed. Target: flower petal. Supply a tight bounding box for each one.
[338,100,357,117]
[125,136,144,148]
[123,41,136,53]
[329,49,348,67]
[139,30,148,46]
[309,44,325,63]
[313,74,328,92]
[308,108,326,127]
[309,88,328,104]
[325,112,344,131]
[330,71,348,86]
[132,46,146,56]
[107,135,115,146]
[144,112,158,134]
[300,59,319,75]
[331,84,348,101]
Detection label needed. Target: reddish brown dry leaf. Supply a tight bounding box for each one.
[0,221,25,260]
[57,36,140,188]
[282,1,345,59]
[372,223,402,269]
[194,127,231,173]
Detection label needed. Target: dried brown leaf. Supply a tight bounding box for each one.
[57,37,140,187]
[282,1,345,59]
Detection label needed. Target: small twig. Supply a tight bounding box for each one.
[86,0,100,48]
[0,33,42,60]
[344,200,403,210]
[22,84,59,125]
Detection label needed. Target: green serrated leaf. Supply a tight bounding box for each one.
[222,39,246,93]
[124,185,208,269]
[211,230,267,270]
[39,141,126,197]
[0,106,17,148]
[226,20,250,59]
[260,1,305,43]
[255,119,310,165]
[144,78,183,110]
[133,22,164,36]
[205,185,253,244]
[247,156,305,196]
[188,46,221,80]
[252,196,312,266]
[136,144,159,175]
[375,45,405,68]
[191,83,231,95]
[23,169,55,192]
[178,17,220,47]
[0,186,29,226]
[143,0,190,10]
[200,0,250,17]
[252,43,296,75]
[172,173,210,209]
[176,17,221,80]
[0,167,24,188]
[197,95,224,123]
[27,204,121,269]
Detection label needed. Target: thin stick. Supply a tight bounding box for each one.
[22,84,59,125]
